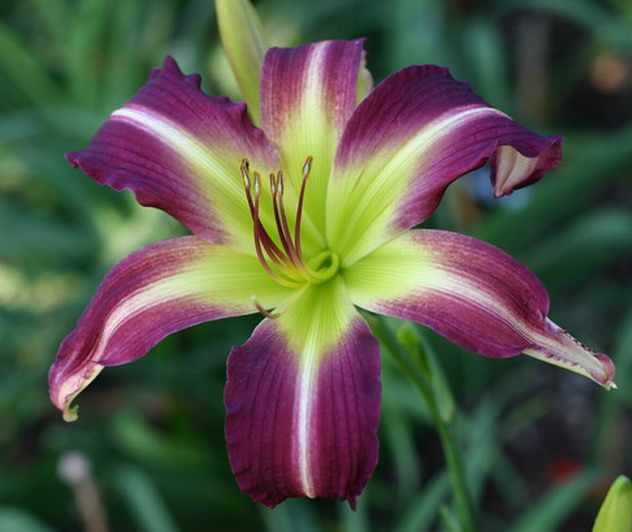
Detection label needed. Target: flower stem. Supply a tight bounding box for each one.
[370,316,476,532]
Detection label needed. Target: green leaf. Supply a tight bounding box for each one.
[260,499,318,532]
[0,23,62,107]
[509,471,595,532]
[528,209,632,286]
[394,473,450,532]
[460,17,511,111]
[115,465,180,532]
[592,476,632,532]
[397,323,456,424]
[439,505,465,532]
[0,508,55,532]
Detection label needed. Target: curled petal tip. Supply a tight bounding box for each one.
[62,405,79,423]
[593,353,616,389]
[49,352,103,424]
[492,138,563,197]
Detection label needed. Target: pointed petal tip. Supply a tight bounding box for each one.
[346,494,359,511]
[594,353,616,389]
[64,151,81,167]
[526,323,616,390]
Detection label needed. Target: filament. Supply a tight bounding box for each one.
[241,156,335,287]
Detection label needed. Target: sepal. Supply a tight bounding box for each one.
[216,0,268,124]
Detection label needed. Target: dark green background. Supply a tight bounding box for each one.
[1,0,631,530]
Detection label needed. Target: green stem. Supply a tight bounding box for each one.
[436,419,473,532]
[370,316,476,532]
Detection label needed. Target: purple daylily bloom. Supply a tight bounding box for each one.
[50,35,615,509]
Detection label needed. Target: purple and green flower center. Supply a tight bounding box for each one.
[241,156,340,294]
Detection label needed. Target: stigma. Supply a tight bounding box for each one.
[241,157,339,289]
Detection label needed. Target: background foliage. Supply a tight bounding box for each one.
[1,0,631,530]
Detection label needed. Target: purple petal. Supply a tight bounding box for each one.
[67,56,279,248]
[328,65,562,263]
[225,283,381,508]
[260,40,366,233]
[345,230,615,387]
[50,236,291,421]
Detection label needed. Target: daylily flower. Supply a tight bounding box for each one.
[50,27,615,508]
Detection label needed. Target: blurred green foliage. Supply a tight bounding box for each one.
[0,0,631,530]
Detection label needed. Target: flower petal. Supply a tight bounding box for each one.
[225,277,381,508]
[67,56,279,249]
[260,40,366,234]
[344,229,615,387]
[216,0,268,124]
[327,65,563,265]
[50,236,291,422]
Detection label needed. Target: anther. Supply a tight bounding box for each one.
[302,156,313,179]
[277,171,284,196]
[240,159,252,188]
[241,168,250,188]
[269,173,277,196]
[253,171,261,197]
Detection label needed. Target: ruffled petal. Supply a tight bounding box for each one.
[225,277,381,508]
[260,40,366,234]
[327,65,562,265]
[50,236,292,422]
[344,230,614,387]
[67,56,280,250]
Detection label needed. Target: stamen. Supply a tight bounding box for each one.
[269,166,301,274]
[276,170,300,265]
[240,156,338,287]
[252,295,280,319]
[294,156,313,259]
[241,161,285,265]
[270,172,297,264]
[251,174,292,285]
[242,160,298,285]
